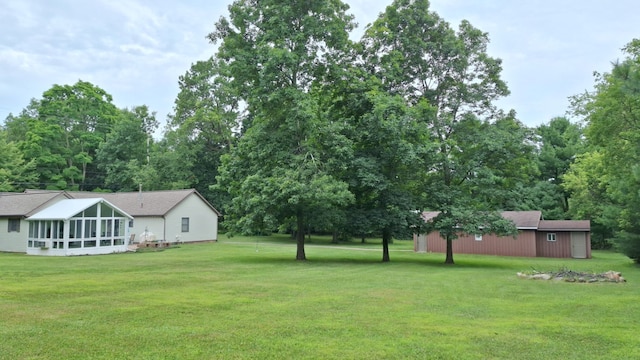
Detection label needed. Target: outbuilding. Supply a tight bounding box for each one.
[414,211,591,259]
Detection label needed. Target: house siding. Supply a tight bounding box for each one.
[0,218,27,252]
[165,194,218,243]
[423,230,538,257]
[536,231,571,258]
[536,231,591,258]
[130,217,165,243]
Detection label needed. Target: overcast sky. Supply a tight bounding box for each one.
[1,1,638,130]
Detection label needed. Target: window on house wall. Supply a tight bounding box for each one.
[181,217,190,232]
[85,204,97,217]
[101,219,113,237]
[69,241,82,248]
[84,220,97,238]
[29,222,38,238]
[547,233,557,242]
[100,239,112,246]
[8,218,20,232]
[474,234,482,241]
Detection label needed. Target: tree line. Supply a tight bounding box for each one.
[1,0,638,263]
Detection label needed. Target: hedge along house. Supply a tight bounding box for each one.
[414,211,591,259]
[26,198,133,256]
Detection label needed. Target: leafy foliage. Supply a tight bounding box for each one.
[0,130,37,191]
[211,0,356,260]
[568,39,640,260]
[362,0,515,263]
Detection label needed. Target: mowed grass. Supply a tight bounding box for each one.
[1,235,638,359]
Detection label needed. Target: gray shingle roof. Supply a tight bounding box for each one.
[0,192,69,217]
[501,211,542,229]
[66,189,220,217]
[538,220,590,231]
[3,189,220,218]
[421,210,544,229]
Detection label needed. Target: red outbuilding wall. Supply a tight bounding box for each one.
[420,230,538,257]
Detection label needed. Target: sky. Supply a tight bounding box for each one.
[1,0,639,131]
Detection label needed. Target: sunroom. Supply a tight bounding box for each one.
[26,198,133,256]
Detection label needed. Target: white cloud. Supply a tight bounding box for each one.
[1,0,639,128]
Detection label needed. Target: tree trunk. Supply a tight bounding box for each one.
[445,235,455,264]
[382,228,391,262]
[295,213,306,261]
[332,230,339,244]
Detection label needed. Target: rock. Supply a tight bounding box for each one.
[531,273,551,280]
[517,269,626,283]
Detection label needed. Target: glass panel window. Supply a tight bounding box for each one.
[101,203,113,217]
[76,220,83,239]
[114,219,121,236]
[69,221,75,238]
[84,204,97,217]
[84,240,96,248]
[547,233,557,242]
[85,220,97,238]
[69,241,82,249]
[45,221,52,239]
[101,219,107,237]
[8,218,20,232]
[181,217,189,232]
[39,221,45,238]
[100,239,112,246]
[29,222,36,238]
[114,238,125,245]
[474,234,482,241]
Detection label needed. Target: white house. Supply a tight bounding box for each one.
[26,198,133,256]
[0,189,220,255]
[0,191,70,252]
[67,189,220,244]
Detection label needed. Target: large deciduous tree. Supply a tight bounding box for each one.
[164,57,239,208]
[362,0,517,264]
[0,129,37,191]
[533,117,584,219]
[96,105,159,191]
[569,39,640,261]
[211,0,356,260]
[343,88,426,261]
[7,81,119,190]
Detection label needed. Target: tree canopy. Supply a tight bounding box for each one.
[10,1,638,264]
[567,39,640,261]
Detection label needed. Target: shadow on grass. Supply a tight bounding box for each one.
[225,244,518,270]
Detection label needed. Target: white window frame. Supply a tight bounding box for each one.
[547,233,557,242]
[474,234,482,241]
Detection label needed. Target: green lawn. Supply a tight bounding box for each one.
[1,235,638,359]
